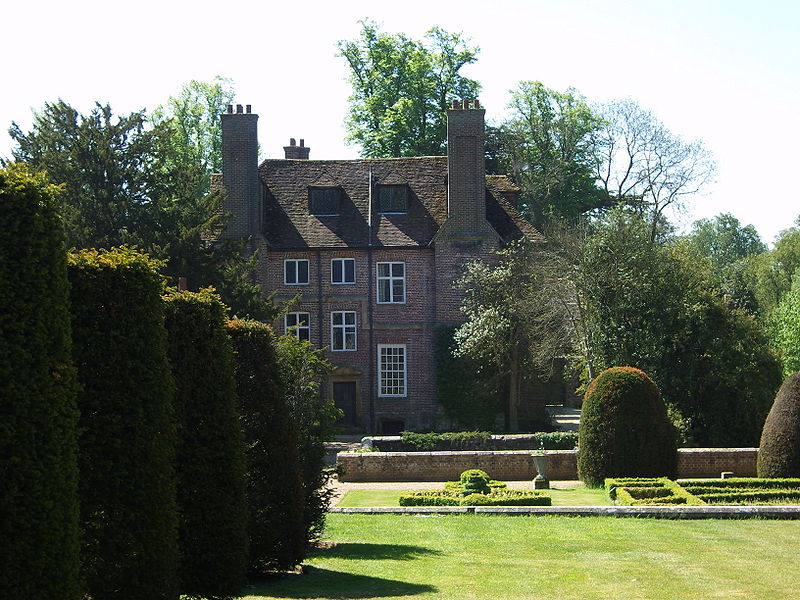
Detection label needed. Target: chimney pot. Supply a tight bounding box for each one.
[246,104,251,113]
[290,137,296,146]
[226,104,233,113]
[462,99,469,109]
[236,104,243,114]
[300,139,305,147]
[451,100,459,110]
[473,99,480,109]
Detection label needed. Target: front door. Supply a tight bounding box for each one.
[333,381,357,428]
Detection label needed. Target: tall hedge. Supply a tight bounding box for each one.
[228,319,306,572]
[164,290,249,597]
[758,373,800,477]
[68,247,178,600]
[0,165,81,598]
[578,367,677,487]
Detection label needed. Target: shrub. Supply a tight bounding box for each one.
[164,290,248,597]
[68,247,178,600]
[460,469,491,495]
[606,478,703,506]
[758,373,800,477]
[578,367,677,488]
[400,430,492,451]
[434,325,505,429]
[399,490,551,506]
[0,165,80,598]
[228,319,306,572]
[275,335,340,544]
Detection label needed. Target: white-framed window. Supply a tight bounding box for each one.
[378,344,407,397]
[331,311,357,351]
[285,312,310,341]
[331,258,356,285]
[377,262,406,304]
[284,259,309,285]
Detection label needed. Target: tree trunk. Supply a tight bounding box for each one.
[508,350,520,431]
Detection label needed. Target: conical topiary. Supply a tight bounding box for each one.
[578,367,677,488]
[757,372,800,477]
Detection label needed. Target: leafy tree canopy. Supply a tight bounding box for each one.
[339,20,480,158]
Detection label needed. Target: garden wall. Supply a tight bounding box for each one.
[337,448,759,482]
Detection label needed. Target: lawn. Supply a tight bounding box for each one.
[337,486,609,507]
[242,514,800,600]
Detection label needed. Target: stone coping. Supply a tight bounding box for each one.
[330,505,800,519]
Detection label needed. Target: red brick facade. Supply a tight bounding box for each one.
[220,102,541,433]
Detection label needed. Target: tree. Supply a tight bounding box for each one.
[578,209,780,445]
[758,372,800,477]
[747,217,800,316]
[594,99,715,242]
[9,97,276,320]
[454,242,570,431]
[274,335,340,544]
[685,213,766,313]
[0,165,80,599]
[338,20,480,157]
[493,82,608,226]
[769,273,800,377]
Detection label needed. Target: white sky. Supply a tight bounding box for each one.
[3,0,798,244]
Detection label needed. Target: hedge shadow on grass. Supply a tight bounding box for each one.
[247,566,437,598]
[312,542,442,561]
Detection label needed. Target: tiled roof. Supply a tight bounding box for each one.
[259,156,542,248]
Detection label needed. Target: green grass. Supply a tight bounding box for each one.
[337,485,609,507]
[243,514,800,600]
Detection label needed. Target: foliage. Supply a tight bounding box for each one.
[9,96,275,320]
[578,367,677,488]
[685,213,766,312]
[455,241,570,430]
[579,209,781,446]
[67,247,178,600]
[152,77,235,178]
[227,319,306,572]
[400,430,492,451]
[493,82,608,226]
[0,165,80,598]
[769,274,800,376]
[459,469,491,495]
[434,325,504,429]
[606,478,703,506]
[163,290,248,598]
[398,489,551,506]
[594,99,715,242]
[275,335,340,544]
[758,373,800,477]
[743,220,800,318]
[338,20,480,157]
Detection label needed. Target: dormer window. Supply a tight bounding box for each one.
[309,186,341,216]
[377,185,408,214]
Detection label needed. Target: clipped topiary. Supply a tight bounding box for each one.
[459,469,491,495]
[0,165,81,599]
[164,290,248,597]
[578,367,677,488]
[758,372,800,477]
[227,319,306,572]
[68,247,179,600]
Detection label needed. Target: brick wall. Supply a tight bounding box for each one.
[337,448,760,482]
[262,247,441,431]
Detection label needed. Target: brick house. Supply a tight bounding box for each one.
[219,100,542,434]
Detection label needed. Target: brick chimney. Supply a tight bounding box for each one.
[221,104,259,242]
[442,99,496,240]
[283,138,310,159]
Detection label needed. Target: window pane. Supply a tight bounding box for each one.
[298,260,309,283]
[333,328,343,349]
[344,312,355,325]
[298,328,310,342]
[379,279,390,302]
[285,262,296,284]
[344,259,355,283]
[392,263,404,277]
[333,312,343,326]
[392,279,404,302]
[378,263,390,277]
[310,188,340,215]
[332,260,342,283]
